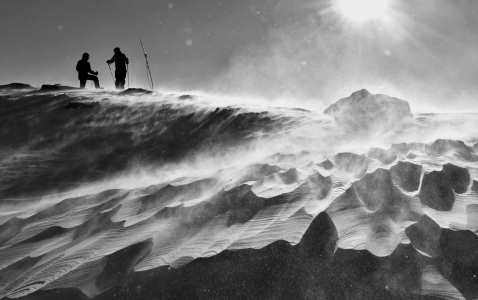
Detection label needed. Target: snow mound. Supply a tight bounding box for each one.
[324,89,413,136]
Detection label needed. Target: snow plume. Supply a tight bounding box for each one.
[212,0,478,112]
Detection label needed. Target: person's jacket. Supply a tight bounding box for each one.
[76,60,95,80]
[107,53,129,71]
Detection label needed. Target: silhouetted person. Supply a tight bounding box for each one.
[107,47,129,90]
[76,53,101,89]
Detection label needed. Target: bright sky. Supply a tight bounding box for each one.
[1,0,478,111]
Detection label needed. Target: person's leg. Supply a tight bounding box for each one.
[120,71,126,89]
[86,75,101,89]
[93,77,100,89]
[115,70,120,89]
[79,79,86,89]
[116,70,127,90]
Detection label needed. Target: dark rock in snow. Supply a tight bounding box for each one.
[323,89,413,136]
[118,88,152,96]
[0,83,35,90]
[178,95,193,100]
[41,84,79,91]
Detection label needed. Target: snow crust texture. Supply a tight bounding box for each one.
[0,87,478,299]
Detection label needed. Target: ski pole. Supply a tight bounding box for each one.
[127,64,129,89]
[107,63,115,86]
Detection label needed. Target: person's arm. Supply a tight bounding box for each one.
[107,55,116,65]
[76,61,81,72]
[87,62,98,75]
[125,55,129,64]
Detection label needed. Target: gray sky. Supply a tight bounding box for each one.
[1,0,478,111]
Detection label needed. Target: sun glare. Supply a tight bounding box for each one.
[337,0,389,21]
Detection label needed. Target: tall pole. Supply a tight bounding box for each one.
[140,39,154,91]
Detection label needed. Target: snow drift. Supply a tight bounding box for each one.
[0,86,478,299]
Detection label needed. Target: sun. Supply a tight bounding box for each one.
[337,0,389,21]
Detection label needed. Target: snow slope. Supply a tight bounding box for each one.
[0,86,478,299]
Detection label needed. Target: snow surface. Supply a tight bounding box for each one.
[0,87,478,299]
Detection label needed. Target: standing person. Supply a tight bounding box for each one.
[76,53,101,89]
[107,47,129,90]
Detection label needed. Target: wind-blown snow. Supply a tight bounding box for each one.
[0,87,477,299]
